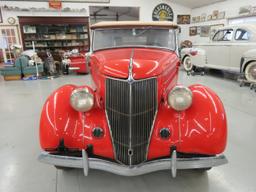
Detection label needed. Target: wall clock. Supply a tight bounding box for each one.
[7,17,16,25]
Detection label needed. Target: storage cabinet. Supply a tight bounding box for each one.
[18,17,90,53]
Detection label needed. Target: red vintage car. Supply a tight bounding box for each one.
[62,51,88,74]
[39,21,228,177]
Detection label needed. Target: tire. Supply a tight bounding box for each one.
[245,62,256,83]
[183,56,193,72]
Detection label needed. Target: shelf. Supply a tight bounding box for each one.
[25,45,87,48]
[24,38,88,41]
[19,16,90,59]
[24,32,88,35]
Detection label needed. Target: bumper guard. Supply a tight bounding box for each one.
[38,150,228,178]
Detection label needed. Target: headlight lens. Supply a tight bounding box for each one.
[168,86,193,111]
[70,88,94,112]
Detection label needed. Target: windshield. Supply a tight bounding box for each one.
[93,28,176,51]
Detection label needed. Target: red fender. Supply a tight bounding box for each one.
[40,84,226,161]
[147,84,227,160]
[39,85,114,159]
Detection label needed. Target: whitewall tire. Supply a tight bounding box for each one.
[245,62,256,83]
[183,56,193,72]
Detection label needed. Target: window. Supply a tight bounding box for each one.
[93,28,176,51]
[229,16,256,25]
[0,26,20,64]
[235,29,249,40]
[213,29,233,41]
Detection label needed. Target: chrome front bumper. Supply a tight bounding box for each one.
[38,150,228,178]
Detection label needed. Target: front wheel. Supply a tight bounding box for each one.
[183,56,194,72]
[245,62,256,83]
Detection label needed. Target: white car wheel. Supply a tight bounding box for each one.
[245,62,256,83]
[183,56,193,72]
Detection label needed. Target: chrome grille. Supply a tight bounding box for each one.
[106,78,157,165]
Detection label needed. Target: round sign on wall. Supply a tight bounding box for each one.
[152,3,174,21]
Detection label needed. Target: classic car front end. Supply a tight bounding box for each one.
[39,21,228,177]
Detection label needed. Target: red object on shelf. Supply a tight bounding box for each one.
[49,0,62,10]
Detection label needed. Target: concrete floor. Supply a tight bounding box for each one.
[0,70,255,192]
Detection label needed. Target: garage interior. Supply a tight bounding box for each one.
[0,0,256,192]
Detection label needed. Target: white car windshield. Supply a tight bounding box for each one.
[93,28,176,51]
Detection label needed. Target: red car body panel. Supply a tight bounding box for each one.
[91,48,177,80]
[69,54,87,74]
[40,48,227,161]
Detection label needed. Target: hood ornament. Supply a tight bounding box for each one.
[128,49,135,84]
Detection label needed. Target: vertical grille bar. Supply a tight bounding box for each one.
[106,78,157,166]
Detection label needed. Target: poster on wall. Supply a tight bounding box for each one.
[197,26,201,35]
[200,26,211,37]
[210,24,224,38]
[191,17,196,23]
[218,11,225,19]
[0,7,3,23]
[152,3,174,21]
[239,6,252,15]
[201,13,206,22]
[212,10,219,20]
[177,15,190,24]
[189,27,197,36]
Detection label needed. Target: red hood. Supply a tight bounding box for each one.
[91,48,178,79]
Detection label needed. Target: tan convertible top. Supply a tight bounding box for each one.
[90,21,178,29]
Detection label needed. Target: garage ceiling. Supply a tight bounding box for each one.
[171,0,226,8]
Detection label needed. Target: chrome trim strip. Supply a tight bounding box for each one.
[145,80,158,162]
[38,152,228,177]
[128,49,134,166]
[69,67,80,71]
[106,76,156,82]
[128,48,134,83]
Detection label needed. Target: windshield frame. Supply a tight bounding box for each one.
[91,27,177,52]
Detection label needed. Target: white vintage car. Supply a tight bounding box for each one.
[181,24,256,82]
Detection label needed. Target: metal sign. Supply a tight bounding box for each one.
[152,3,174,21]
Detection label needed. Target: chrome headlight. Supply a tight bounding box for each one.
[168,86,193,111]
[70,88,94,112]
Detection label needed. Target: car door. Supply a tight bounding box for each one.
[229,28,256,72]
[205,29,233,70]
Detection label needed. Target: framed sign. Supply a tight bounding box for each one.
[49,0,62,9]
[210,24,224,38]
[189,27,197,36]
[200,26,211,37]
[177,15,190,24]
[152,3,174,21]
